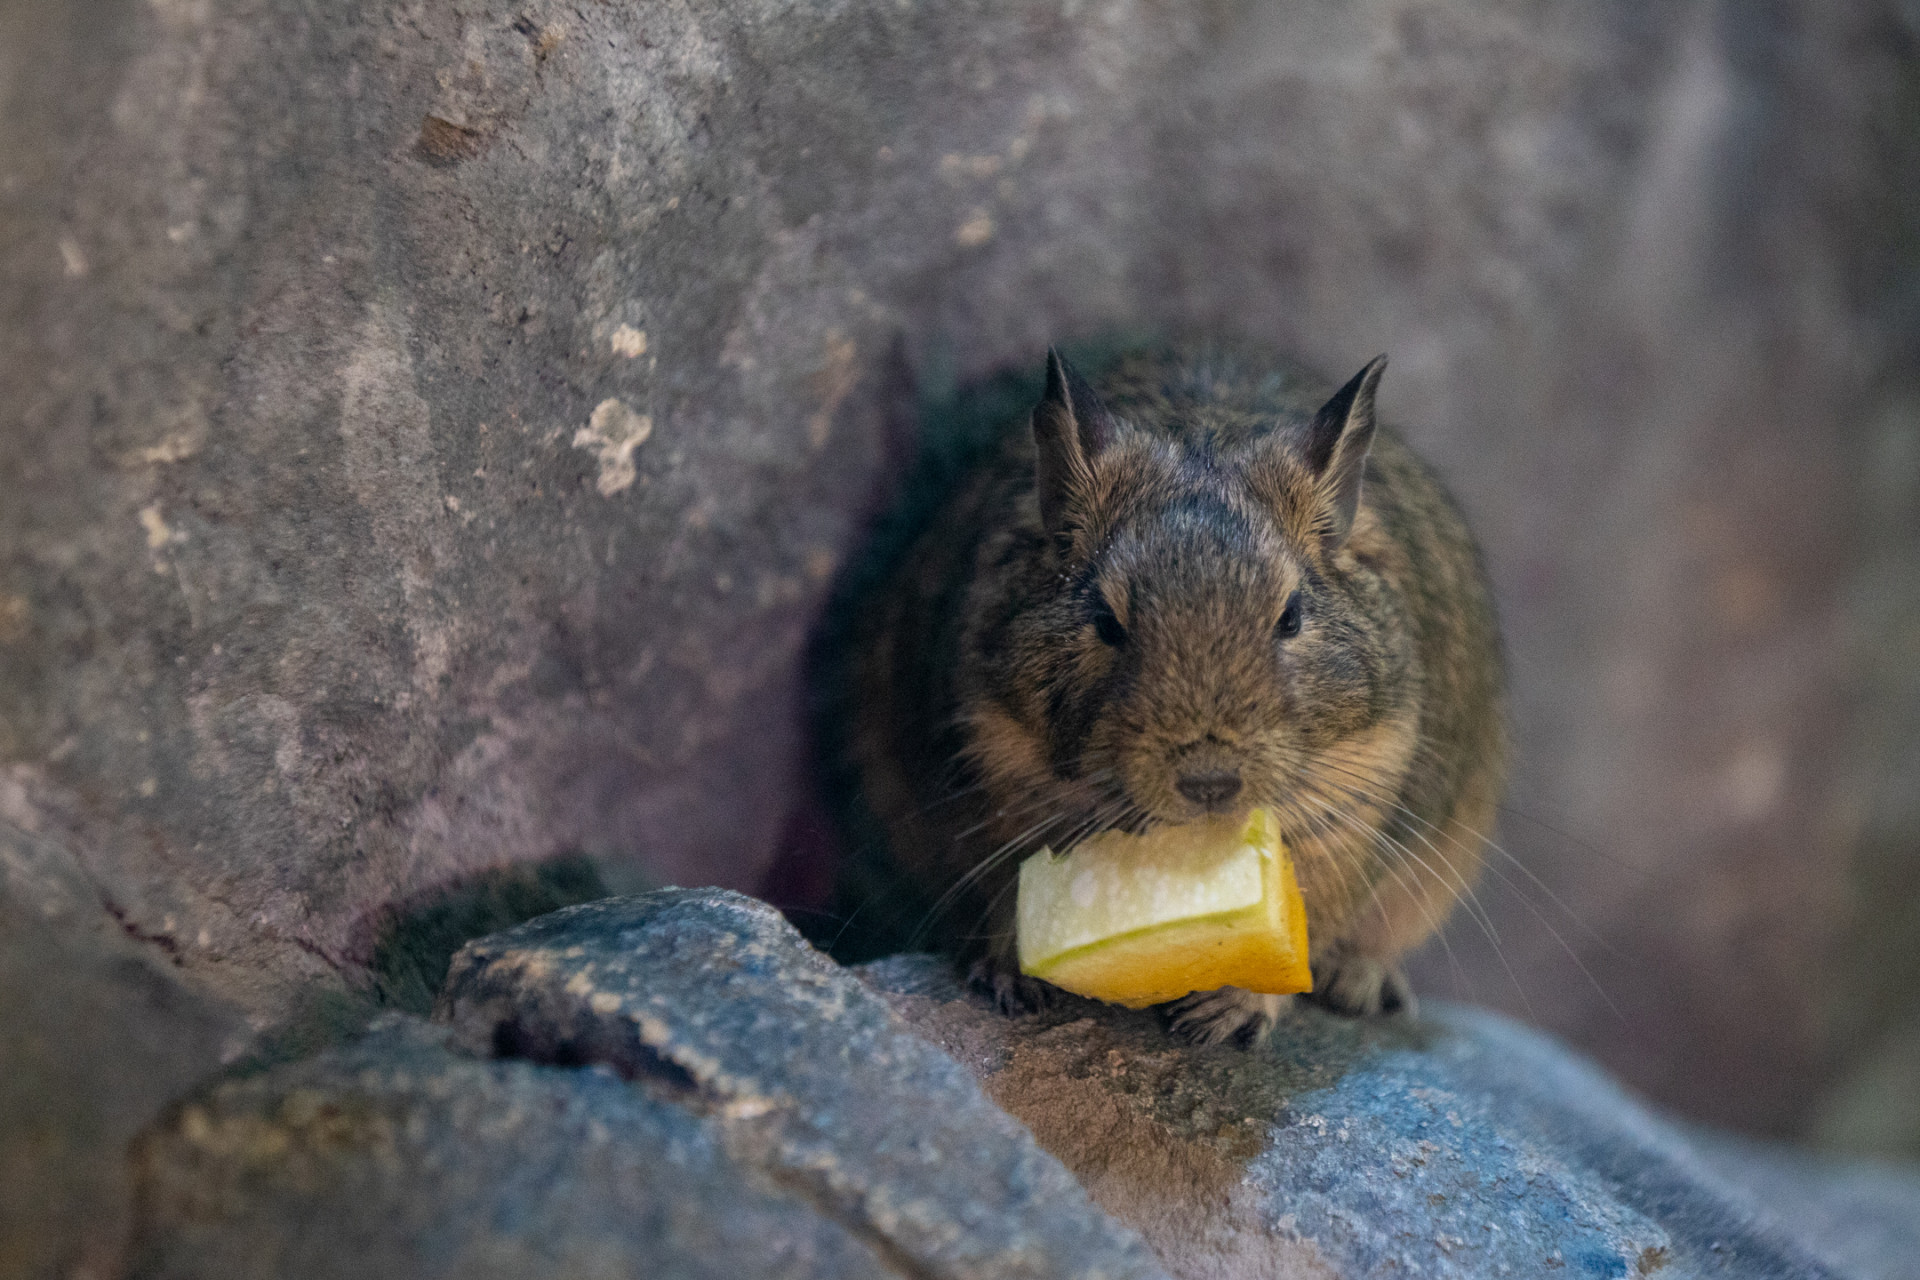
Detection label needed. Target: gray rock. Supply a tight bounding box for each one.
[0,815,247,1280]
[4,0,1918,1155]
[131,887,1920,1280]
[1687,1131,1920,1280]
[127,1015,905,1280]
[131,888,1167,1279]
[434,888,1170,1280]
[865,954,1868,1280]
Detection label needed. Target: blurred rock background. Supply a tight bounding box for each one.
[2,0,1916,1271]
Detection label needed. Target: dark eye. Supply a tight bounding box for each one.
[1093,599,1127,647]
[1275,590,1304,640]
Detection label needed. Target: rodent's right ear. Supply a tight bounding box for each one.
[1305,354,1387,549]
[1032,348,1117,537]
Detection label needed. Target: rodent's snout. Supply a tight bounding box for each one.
[1176,769,1242,810]
[1166,737,1246,816]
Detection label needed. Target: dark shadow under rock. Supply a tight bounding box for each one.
[364,853,613,1015]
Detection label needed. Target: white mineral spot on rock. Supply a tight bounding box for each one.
[940,153,1003,180]
[139,504,179,549]
[573,399,653,496]
[58,236,88,277]
[955,209,994,246]
[807,332,858,449]
[136,426,206,465]
[610,325,648,358]
[138,777,157,797]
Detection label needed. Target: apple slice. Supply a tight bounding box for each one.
[1015,809,1311,1009]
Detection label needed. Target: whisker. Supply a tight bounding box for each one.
[1300,761,1504,945]
[953,796,1133,948]
[909,810,1071,948]
[1299,760,1621,1020]
[1287,784,1479,1001]
[1311,756,1627,966]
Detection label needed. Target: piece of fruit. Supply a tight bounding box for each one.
[1015,808,1311,1009]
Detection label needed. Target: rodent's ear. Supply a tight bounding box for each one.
[1306,354,1387,548]
[1032,348,1117,536]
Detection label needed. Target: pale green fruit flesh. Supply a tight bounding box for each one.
[1016,808,1312,1009]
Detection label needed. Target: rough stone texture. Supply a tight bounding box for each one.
[865,954,1893,1280]
[3,0,1918,1158]
[433,889,1170,1280]
[0,806,248,1280]
[127,1015,910,1280]
[1686,1131,1920,1280]
[132,891,1918,1280]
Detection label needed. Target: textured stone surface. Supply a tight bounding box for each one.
[1687,1131,1920,1280]
[3,0,1918,1150]
[127,889,1920,1280]
[865,954,1874,1280]
[434,889,1169,1280]
[0,810,247,1280]
[127,1015,907,1280]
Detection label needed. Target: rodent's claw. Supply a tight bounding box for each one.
[967,955,1055,1018]
[1165,987,1293,1048]
[1310,954,1418,1019]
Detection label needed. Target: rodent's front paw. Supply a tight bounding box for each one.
[966,955,1056,1018]
[1310,953,1417,1018]
[1165,987,1294,1048]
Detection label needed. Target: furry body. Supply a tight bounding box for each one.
[843,341,1506,1042]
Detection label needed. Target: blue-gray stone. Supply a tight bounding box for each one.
[1686,1131,1920,1280]
[131,888,1919,1280]
[127,1015,900,1280]
[867,955,1883,1280]
[435,888,1169,1280]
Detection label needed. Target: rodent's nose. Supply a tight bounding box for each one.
[1176,769,1243,809]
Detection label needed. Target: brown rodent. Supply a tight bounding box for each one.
[839,340,1507,1045]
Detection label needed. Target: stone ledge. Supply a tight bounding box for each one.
[127,889,1920,1280]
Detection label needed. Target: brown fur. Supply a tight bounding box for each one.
[845,340,1507,1042]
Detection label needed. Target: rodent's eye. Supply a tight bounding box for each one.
[1093,600,1127,647]
[1275,590,1304,640]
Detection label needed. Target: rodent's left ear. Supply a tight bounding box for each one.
[1306,354,1387,547]
[1032,348,1118,536]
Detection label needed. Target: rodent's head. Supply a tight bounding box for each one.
[975,347,1419,837]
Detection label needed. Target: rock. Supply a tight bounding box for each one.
[1686,1132,1920,1280]
[137,888,1917,1279]
[0,815,247,1280]
[132,888,1166,1279]
[3,0,1918,1154]
[127,1016,906,1280]
[863,954,1860,1280]
[434,889,1170,1280]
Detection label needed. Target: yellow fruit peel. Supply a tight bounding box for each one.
[1016,809,1311,1009]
